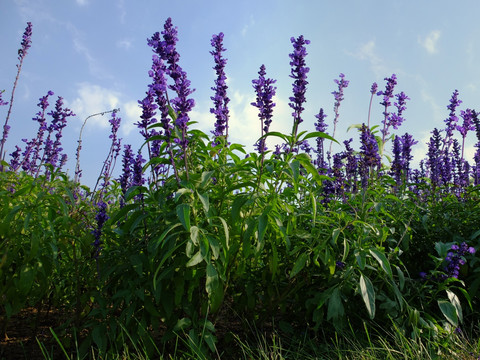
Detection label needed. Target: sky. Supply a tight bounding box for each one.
[1,0,480,188]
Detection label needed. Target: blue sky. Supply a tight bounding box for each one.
[1,0,480,188]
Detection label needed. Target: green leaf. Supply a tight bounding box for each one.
[290,252,308,278]
[173,317,192,332]
[186,250,204,267]
[190,226,199,245]
[289,160,300,183]
[327,287,344,321]
[359,273,376,319]
[369,248,393,279]
[176,204,191,231]
[206,263,223,313]
[438,300,458,327]
[257,212,268,252]
[395,265,405,291]
[301,131,339,144]
[197,192,209,214]
[446,290,463,324]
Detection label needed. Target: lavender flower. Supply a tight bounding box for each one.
[288,35,310,140]
[43,96,74,171]
[252,64,277,154]
[399,133,417,181]
[92,200,109,260]
[0,23,33,164]
[390,135,403,185]
[210,32,230,144]
[367,82,378,128]
[359,124,381,187]
[136,88,158,140]
[378,74,398,142]
[132,152,146,188]
[329,73,349,154]
[457,108,476,161]
[17,22,33,62]
[426,128,443,188]
[118,144,134,207]
[444,242,476,279]
[444,90,462,150]
[314,108,328,170]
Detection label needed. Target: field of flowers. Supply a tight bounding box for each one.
[1,19,480,359]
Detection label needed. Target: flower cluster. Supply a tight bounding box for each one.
[288,35,310,139]
[330,73,349,144]
[251,64,276,154]
[210,32,230,144]
[444,242,476,278]
[17,22,33,62]
[314,108,328,170]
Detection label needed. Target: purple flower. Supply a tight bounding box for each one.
[252,64,277,153]
[336,261,346,270]
[444,242,476,279]
[366,83,378,128]
[457,108,476,162]
[399,133,417,180]
[136,88,158,140]
[0,23,34,165]
[360,124,381,170]
[288,35,310,139]
[17,22,33,62]
[148,18,195,152]
[444,90,462,148]
[390,135,403,184]
[92,200,109,260]
[148,55,170,141]
[378,74,398,141]
[210,32,230,144]
[426,128,443,188]
[314,108,328,170]
[43,96,74,171]
[132,152,146,188]
[118,144,134,206]
[329,73,349,154]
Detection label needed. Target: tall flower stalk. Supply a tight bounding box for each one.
[147,18,195,181]
[329,73,349,155]
[210,32,230,147]
[251,64,276,157]
[288,35,310,145]
[0,22,33,164]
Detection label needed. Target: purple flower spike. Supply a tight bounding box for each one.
[210,32,230,144]
[17,22,33,62]
[288,35,310,139]
[252,64,277,154]
[379,74,398,141]
[314,108,328,170]
[444,90,462,148]
[330,73,349,154]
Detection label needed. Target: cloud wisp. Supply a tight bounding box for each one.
[418,30,441,54]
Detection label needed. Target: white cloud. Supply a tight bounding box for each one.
[190,90,291,153]
[76,0,89,6]
[69,83,142,137]
[122,100,142,136]
[241,15,255,37]
[418,30,441,54]
[348,40,387,78]
[69,83,122,129]
[116,38,133,50]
